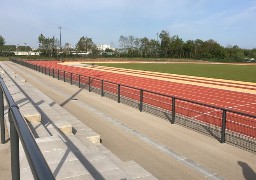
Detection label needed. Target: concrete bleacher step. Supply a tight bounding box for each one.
[33,87,101,144]
[24,81,101,144]
[4,62,157,179]
[2,63,101,143]
[28,122,52,138]
[0,68,41,123]
[96,144,156,179]
[1,65,73,135]
[20,134,156,179]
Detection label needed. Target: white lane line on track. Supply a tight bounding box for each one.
[192,109,220,120]
[93,66,256,89]
[228,102,256,115]
[228,102,256,109]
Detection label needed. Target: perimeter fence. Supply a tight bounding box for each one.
[12,59,256,153]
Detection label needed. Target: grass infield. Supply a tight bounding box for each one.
[96,63,256,83]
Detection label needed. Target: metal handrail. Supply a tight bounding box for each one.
[0,77,54,180]
[45,66,256,119]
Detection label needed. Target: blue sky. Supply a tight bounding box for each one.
[1,0,256,49]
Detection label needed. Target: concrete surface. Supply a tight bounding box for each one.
[3,61,256,180]
[0,62,156,179]
[0,124,11,180]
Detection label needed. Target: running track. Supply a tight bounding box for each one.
[26,61,256,138]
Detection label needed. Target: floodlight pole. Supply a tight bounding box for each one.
[58,27,62,51]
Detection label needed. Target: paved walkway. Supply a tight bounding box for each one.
[3,61,256,180]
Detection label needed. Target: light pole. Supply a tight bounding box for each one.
[17,44,19,55]
[58,27,62,51]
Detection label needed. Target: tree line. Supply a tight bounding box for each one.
[117,30,256,62]
[0,32,256,62]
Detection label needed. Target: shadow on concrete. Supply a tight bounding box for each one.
[201,125,220,142]
[164,112,174,124]
[5,68,105,179]
[238,161,256,180]
[60,87,84,107]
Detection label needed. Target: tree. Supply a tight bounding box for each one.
[38,34,59,57]
[140,37,150,58]
[159,30,171,57]
[63,43,72,56]
[76,36,94,53]
[0,35,6,52]
[169,35,184,58]
[184,40,195,58]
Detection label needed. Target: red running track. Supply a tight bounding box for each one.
[27,61,256,138]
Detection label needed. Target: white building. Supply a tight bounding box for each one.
[14,51,40,56]
[97,44,115,51]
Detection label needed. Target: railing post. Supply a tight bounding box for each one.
[64,71,66,82]
[88,77,91,92]
[9,110,20,180]
[101,80,104,97]
[78,75,81,88]
[52,69,55,78]
[45,67,47,75]
[48,68,51,76]
[117,84,120,103]
[139,89,143,112]
[221,110,227,143]
[58,70,60,80]
[0,88,5,144]
[70,73,73,85]
[171,98,176,124]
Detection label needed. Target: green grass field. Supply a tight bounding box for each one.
[96,63,256,83]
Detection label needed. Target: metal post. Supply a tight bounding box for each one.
[0,88,5,144]
[78,75,81,88]
[221,110,227,143]
[64,71,66,82]
[117,84,120,103]
[70,73,73,85]
[139,90,143,112]
[52,69,55,78]
[171,98,176,124]
[58,70,60,80]
[45,67,47,75]
[88,77,91,92]
[101,80,104,97]
[9,110,20,180]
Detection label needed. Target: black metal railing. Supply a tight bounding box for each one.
[12,59,256,151]
[0,77,54,180]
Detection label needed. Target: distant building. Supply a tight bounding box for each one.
[97,44,115,51]
[71,51,90,55]
[14,51,40,56]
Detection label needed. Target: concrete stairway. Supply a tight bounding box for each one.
[0,63,156,179]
